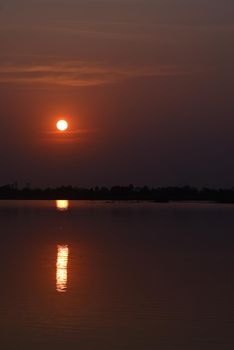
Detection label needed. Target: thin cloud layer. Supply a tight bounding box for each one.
[0,61,190,87]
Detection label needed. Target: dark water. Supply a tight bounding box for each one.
[1,200,234,350]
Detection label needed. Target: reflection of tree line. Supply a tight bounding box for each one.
[1,184,234,202]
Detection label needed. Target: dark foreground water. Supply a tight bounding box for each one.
[1,200,234,350]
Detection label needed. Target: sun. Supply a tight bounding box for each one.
[57,119,68,132]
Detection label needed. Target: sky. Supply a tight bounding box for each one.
[0,0,234,187]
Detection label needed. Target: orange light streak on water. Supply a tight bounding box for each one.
[56,245,69,293]
[56,200,69,211]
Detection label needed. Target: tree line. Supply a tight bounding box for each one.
[1,184,234,202]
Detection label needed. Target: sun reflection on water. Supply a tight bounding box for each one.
[56,200,69,211]
[56,245,69,293]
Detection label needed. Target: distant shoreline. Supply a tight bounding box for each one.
[1,185,234,203]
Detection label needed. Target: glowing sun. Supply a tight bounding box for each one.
[57,120,68,132]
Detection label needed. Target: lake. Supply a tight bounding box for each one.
[0,200,234,349]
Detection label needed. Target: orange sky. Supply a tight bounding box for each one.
[0,0,234,187]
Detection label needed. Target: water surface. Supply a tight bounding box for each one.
[1,200,234,349]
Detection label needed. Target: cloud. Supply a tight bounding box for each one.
[0,60,191,87]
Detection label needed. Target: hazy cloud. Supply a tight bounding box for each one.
[0,61,191,87]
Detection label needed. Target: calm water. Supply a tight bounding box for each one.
[1,200,234,350]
